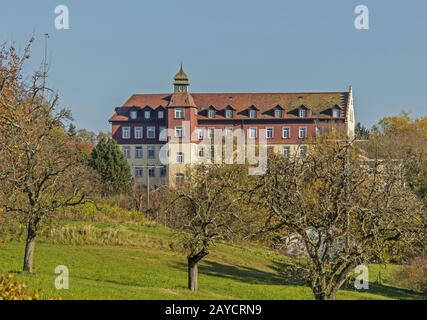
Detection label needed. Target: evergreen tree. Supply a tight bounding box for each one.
[67,123,77,137]
[90,138,133,195]
[355,122,370,140]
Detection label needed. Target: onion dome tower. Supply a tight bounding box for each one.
[173,64,190,93]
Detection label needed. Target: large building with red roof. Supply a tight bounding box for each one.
[109,66,355,187]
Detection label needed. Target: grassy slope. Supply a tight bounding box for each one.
[0,215,425,300]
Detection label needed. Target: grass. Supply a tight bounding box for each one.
[0,205,425,300]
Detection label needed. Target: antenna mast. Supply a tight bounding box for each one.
[42,33,49,97]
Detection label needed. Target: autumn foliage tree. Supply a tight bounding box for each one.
[368,112,427,207]
[0,40,97,273]
[166,163,253,291]
[257,137,425,300]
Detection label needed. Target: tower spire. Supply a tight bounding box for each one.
[173,64,190,93]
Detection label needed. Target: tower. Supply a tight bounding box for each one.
[173,64,190,93]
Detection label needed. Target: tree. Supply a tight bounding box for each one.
[90,137,133,196]
[166,163,251,291]
[365,112,427,207]
[0,40,96,273]
[355,122,370,140]
[67,123,77,137]
[257,138,425,300]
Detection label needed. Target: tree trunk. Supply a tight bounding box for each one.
[313,291,328,300]
[188,258,199,291]
[312,277,334,300]
[23,223,36,273]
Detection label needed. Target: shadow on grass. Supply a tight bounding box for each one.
[343,282,427,300]
[171,259,303,286]
[171,260,426,300]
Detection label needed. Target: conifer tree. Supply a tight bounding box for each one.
[90,138,133,195]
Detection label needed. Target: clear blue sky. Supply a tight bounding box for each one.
[1,0,426,132]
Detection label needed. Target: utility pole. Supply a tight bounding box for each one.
[147,169,150,208]
[136,165,166,208]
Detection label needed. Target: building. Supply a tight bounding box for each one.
[109,66,355,187]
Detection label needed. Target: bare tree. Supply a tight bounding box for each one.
[166,163,251,291]
[257,138,425,300]
[0,40,96,273]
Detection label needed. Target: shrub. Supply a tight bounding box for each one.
[0,274,41,300]
[396,257,427,294]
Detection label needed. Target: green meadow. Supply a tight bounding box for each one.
[0,205,425,300]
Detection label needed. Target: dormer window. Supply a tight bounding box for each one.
[208,110,216,119]
[299,108,307,118]
[249,110,257,119]
[225,109,233,119]
[144,110,151,119]
[274,109,282,118]
[158,110,164,119]
[332,108,340,118]
[130,111,138,120]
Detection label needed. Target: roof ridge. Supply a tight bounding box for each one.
[130,91,347,96]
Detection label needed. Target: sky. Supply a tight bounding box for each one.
[1,0,426,133]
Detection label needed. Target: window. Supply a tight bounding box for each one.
[274,109,282,118]
[160,166,167,177]
[176,85,187,93]
[249,110,257,118]
[135,146,143,159]
[158,110,164,119]
[299,127,307,139]
[332,108,340,118]
[144,110,151,119]
[208,127,215,139]
[266,127,274,139]
[176,152,184,164]
[299,108,307,118]
[299,146,307,157]
[122,127,130,139]
[176,173,185,184]
[208,110,216,119]
[159,127,167,141]
[130,111,137,120]
[148,168,156,177]
[134,127,143,139]
[148,146,156,159]
[284,145,291,157]
[225,109,233,119]
[147,127,156,139]
[175,108,184,119]
[122,146,131,159]
[225,127,233,137]
[175,126,184,138]
[248,128,257,139]
[135,167,144,177]
[197,128,204,140]
[282,127,291,139]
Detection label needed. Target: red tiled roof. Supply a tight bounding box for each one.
[110,91,349,121]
